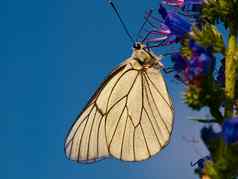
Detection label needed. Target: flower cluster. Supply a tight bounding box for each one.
[172,40,215,86]
[148,0,205,44]
[145,4,192,46]
[159,5,192,37]
[140,0,238,178]
[143,3,216,86]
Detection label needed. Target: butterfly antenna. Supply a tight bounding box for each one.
[108,0,135,44]
[135,9,153,42]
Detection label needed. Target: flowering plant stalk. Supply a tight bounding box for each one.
[143,0,238,178]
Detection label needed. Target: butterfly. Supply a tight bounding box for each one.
[64,43,174,163]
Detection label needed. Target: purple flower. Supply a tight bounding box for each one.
[223,117,238,144]
[182,0,204,21]
[186,52,214,78]
[143,24,178,45]
[181,41,215,85]
[162,0,204,20]
[159,5,192,37]
[171,53,188,72]
[163,0,204,11]
[171,46,215,85]
[171,53,188,82]
[159,23,172,35]
[143,5,192,46]
[143,2,204,46]
[183,0,204,12]
[216,58,225,86]
[162,0,184,7]
[201,126,222,146]
[191,156,212,171]
[189,40,207,54]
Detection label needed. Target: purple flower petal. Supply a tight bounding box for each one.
[159,5,192,37]
[162,0,184,7]
[191,156,212,170]
[223,117,238,144]
[159,5,168,19]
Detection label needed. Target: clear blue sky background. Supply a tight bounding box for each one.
[2,0,212,179]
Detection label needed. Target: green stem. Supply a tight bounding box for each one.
[224,29,237,118]
[214,27,237,179]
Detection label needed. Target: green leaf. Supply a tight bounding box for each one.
[191,24,225,54]
[189,117,217,123]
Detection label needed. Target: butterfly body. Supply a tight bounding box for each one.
[65,43,174,163]
[129,43,164,70]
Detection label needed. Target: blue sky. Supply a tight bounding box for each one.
[2,0,210,178]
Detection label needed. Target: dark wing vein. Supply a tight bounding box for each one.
[143,73,170,134]
[139,124,151,157]
[144,72,173,111]
[85,65,127,111]
[107,71,139,145]
[86,109,98,160]
[96,115,104,160]
[139,72,151,157]
[77,107,97,162]
[105,69,135,112]
[67,105,95,154]
[143,75,163,147]
[108,104,127,147]
[120,115,128,159]
[132,125,136,161]
[143,107,162,147]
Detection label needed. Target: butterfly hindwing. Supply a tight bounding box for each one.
[106,67,174,161]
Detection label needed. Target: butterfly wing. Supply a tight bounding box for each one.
[64,62,134,163]
[64,59,174,163]
[64,103,109,163]
[138,67,174,160]
[106,66,174,161]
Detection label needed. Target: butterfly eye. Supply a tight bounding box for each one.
[133,43,141,49]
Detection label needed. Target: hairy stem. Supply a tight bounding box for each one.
[202,25,237,179]
[225,29,237,118]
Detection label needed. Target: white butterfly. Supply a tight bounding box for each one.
[64,43,174,163]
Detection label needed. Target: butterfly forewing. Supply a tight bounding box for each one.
[65,51,174,163]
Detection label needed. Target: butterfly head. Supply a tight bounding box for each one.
[132,42,163,68]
